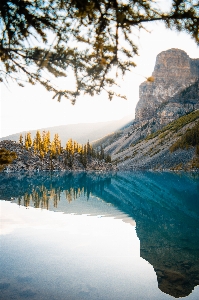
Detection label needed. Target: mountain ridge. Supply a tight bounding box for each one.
[0,115,133,146]
[96,48,199,170]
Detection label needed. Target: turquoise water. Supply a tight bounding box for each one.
[0,171,199,299]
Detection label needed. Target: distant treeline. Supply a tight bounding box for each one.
[19,131,111,166]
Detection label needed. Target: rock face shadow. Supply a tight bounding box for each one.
[139,219,199,298]
[156,268,198,298]
[132,173,199,298]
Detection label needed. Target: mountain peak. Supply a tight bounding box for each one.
[135,48,199,124]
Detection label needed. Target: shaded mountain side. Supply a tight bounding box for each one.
[0,115,133,146]
[112,110,199,170]
[94,50,199,161]
[97,79,199,157]
[171,79,199,105]
[94,49,199,169]
[92,128,126,150]
[92,119,135,149]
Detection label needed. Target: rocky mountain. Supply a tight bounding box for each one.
[113,110,199,171]
[136,48,199,126]
[94,49,199,170]
[1,49,199,171]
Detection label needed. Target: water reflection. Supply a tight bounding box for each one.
[0,171,199,298]
[0,172,112,210]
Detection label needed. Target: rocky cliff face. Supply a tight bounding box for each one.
[135,48,199,126]
[99,49,199,159]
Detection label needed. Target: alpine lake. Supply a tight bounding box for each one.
[0,171,199,300]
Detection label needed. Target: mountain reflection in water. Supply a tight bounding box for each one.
[0,171,199,299]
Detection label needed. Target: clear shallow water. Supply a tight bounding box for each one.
[0,171,199,300]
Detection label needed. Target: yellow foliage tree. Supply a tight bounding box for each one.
[19,134,23,145]
[34,131,42,153]
[53,133,61,155]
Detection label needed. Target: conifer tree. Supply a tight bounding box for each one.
[87,141,92,157]
[19,134,23,145]
[105,154,112,163]
[33,139,37,154]
[76,142,80,153]
[78,144,84,166]
[66,139,73,156]
[100,146,105,160]
[24,134,30,150]
[41,131,50,155]
[1,0,198,103]
[65,138,74,167]
[82,145,87,167]
[50,141,57,158]
[54,133,61,155]
[26,132,32,148]
[73,141,77,154]
[16,129,111,169]
[77,144,82,154]
[34,131,42,153]
[91,146,96,159]
[96,150,100,160]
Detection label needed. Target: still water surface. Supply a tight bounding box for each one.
[0,171,199,300]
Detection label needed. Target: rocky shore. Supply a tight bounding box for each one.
[0,140,117,173]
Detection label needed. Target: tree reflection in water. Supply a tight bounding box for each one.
[0,171,199,298]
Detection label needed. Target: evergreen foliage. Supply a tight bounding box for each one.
[24,132,32,150]
[0,0,198,103]
[146,110,199,141]
[170,120,199,154]
[19,134,23,145]
[19,131,111,168]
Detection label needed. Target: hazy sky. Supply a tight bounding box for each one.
[0,6,199,138]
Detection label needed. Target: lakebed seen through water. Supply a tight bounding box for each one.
[0,171,199,300]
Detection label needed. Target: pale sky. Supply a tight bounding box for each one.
[0,11,199,138]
